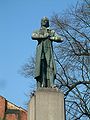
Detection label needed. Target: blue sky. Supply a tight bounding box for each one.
[0,0,78,109]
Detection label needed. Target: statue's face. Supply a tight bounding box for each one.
[41,17,49,28]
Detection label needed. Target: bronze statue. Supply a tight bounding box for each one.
[31,17,63,88]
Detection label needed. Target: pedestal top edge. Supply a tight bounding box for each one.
[36,87,64,94]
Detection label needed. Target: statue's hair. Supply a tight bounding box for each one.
[41,17,49,27]
[41,16,49,21]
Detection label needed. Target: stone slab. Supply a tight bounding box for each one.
[28,88,65,120]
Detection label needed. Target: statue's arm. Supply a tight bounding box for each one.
[50,30,63,42]
[31,30,49,40]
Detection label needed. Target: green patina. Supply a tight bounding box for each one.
[32,17,63,88]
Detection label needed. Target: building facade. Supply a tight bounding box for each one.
[0,96,27,120]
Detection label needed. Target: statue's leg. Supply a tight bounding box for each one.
[47,79,50,87]
[46,57,55,87]
[41,58,47,87]
[45,59,51,87]
[46,62,55,87]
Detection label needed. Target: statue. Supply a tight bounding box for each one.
[31,17,63,88]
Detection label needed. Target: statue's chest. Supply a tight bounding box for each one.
[41,40,52,53]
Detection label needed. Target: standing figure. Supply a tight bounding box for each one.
[32,17,63,88]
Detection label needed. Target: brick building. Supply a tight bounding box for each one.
[0,96,27,120]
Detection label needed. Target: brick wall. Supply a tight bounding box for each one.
[0,96,27,120]
[0,96,6,119]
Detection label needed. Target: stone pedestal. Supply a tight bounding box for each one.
[28,88,65,120]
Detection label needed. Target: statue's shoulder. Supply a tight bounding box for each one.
[32,29,40,34]
[32,28,45,40]
[32,29,41,38]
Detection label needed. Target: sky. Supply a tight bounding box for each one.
[0,0,78,109]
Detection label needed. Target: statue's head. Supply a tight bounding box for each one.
[41,17,49,28]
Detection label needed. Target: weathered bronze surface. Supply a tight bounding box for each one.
[32,17,63,88]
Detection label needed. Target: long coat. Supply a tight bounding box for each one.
[32,27,62,87]
[35,38,56,86]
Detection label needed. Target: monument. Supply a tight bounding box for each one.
[28,17,65,120]
[31,17,63,88]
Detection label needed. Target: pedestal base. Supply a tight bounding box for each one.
[28,88,65,120]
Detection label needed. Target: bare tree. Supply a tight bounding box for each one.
[50,0,90,119]
[21,0,90,119]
